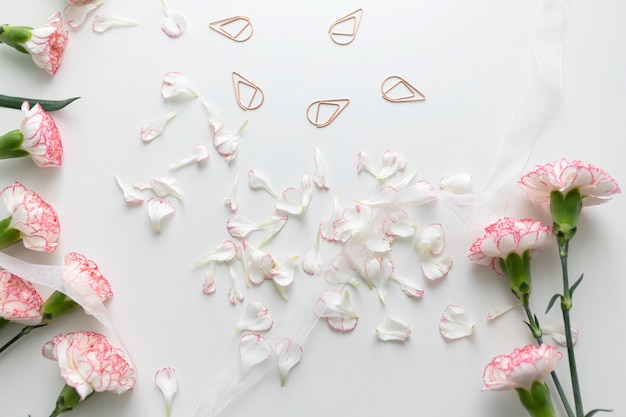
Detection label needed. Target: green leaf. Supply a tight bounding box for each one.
[545,293,562,314]
[569,273,584,297]
[585,409,613,417]
[0,94,80,111]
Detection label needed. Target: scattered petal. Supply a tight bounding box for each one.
[227,215,288,247]
[155,367,178,417]
[414,223,446,255]
[169,144,210,170]
[383,209,416,238]
[140,112,177,143]
[64,2,104,29]
[160,0,187,38]
[213,120,248,162]
[357,149,406,182]
[202,262,217,295]
[275,338,303,386]
[225,171,240,211]
[541,323,579,347]
[201,99,224,134]
[236,300,273,332]
[147,198,175,233]
[390,274,424,298]
[487,302,521,320]
[314,290,359,332]
[92,14,140,33]
[193,240,238,268]
[239,333,273,375]
[420,250,453,281]
[362,256,394,303]
[228,264,244,304]
[323,256,360,287]
[161,72,198,99]
[440,172,473,194]
[313,146,330,189]
[301,229,322,276]
[135,177,183,200]
[439,304,476,340]
[375,317,411,342]
[114,173,144,204]
[248,169,280,198]
[275,174,313,215]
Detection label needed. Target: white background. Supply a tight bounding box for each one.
[1,1,625,416]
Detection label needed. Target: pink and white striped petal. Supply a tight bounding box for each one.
[160,72,198,99]
[236,300,273,332]
[275,174,313,215]
[169,144,210,170]
[147,198,175,233]
[155,367,178,417]
[275,338,303,386]
[140,112,177,143]
[239,333,273,374]
[314,290,359,332]
[160,0,187,38]
[439,304,476,340]
[375,316,411,342]
[202,262,217,295]
[114,174,144,204]
[213,120,248,162]
[92,14,140,33]
[313,146,330,190]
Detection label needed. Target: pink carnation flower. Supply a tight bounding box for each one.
[0,269,43,325]
[483,344,561,391]
[43,331,136,400]
[20,101,63,167]
[519,158,621,206]
[468,217,552,273]
[24,13,68,76]
[0,182,60,252]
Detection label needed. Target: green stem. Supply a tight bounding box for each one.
[0,215,22,251]
[558,241,584,417]
[0,323,46,355]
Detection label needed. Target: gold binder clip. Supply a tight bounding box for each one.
[232,72,264,110]
[306,99,350,128]
[381,76,426,103]
[329,9,363,45]
[209,16,253,42]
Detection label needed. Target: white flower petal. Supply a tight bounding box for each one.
[420,250,453,281]
[114,173,144,204]
[213,120,248,162]
[64,2,103,28]
[390,274,424,298]
[323,256,360,287]
[239,333,273,374]
[193,240,238,268]
[140,112,177,142]
[248,169,280,198]
[236,300,273,332]
[147,198,175,233]
[92,14,140,33]
[362,256,394,303]
[314,290,359,331]
[225,171,240,211]
[155,367,178,417]
[357,149,406,181]
[439,304,476,340]
[414,223,446,255]
[202,261,217,294]
[384,209,416,238]
[275,338,303,386]
[319,195,342,241]
[327,315,359,332]
[169,144,210,170]
[375,317,411,342]
[201,99,224,134]
[161,72,198,99]
[486,302,521,320]
[313,146,330,189]
[228,264,244,304]
[301,229,321,276]
[150,177,183,200]
[161,13,187,37]
[440,172,473,194]
[542,323,579,347]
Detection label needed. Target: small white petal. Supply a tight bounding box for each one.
[314,290,358,332]
[390,274,424,298]
[236,300,273,332]
[225,171,240,211]
[213,120,248,162]
[161,72,198,99]
[420,250,453,281]
[323,256,360,287]
[201,99,224,134]
[319,195,342,241]
[169,144,210,170]
[248,169,280,198]
[542,323,579,347]
[140,112,177,143]
[202,261,217,294]
[239,333,273,375]
[64,2,103,28]
[155,367,178,417]
[439,304,476,340]
[150,177,183,200]
[275,338,303,386]
[114,173,144,204]
[362,257,394,304]
[228,264,244,304]
[161,13,187,37]
[147,198,175,233]
[375,317,411,342]
[357,149,406,182]
[226,215,288,244]
[415,223,446,255]
[384,209,416,238]
[487,302,521,320]
[301,230,321,276]
[193,240,238,268]
[439,172,473,194]
[313,146,330,189]
[92,14,140,33]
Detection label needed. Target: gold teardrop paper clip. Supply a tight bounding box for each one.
[209,16,253,42]
[381,76,426,103]
[329,9,363,45]
[306,99,350,128]
[232,72,264,110]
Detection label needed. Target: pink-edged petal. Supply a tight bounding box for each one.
[236,299,273,332]
[314,290,358,332]
[390,274,424,298]
[248,169,280,198]
[140,112,177,142]
[225,171,240,211]
[228,264,244,305]
[323,256,360,287]
[202,261,217,295]
[275,338,303,386]
[362,256,394,303]
[301,229,321,276]
[92,14,140,33]
[147,198,175,233]
[375,316,411,342]
[383,209,416,238]
[114,174,144,204]
[327,315,358,332]
[193,240,238,268]
[239,333,273,374]
[64,2,103,28]
[439,172,473,194]
[149,177,184,200]
[161,72,198,99]
[357,149,406,182]
[160,0,187,37]
[420,250,453,281]
[201,99,224,134]
[213,120,248,162]
[414,223,446,255]
[487,302,521,320]
[155,367,178,417]
[439,304,476,340]
[313,146,330,189]
[541,323,579,347]
[319,195,342,241]
[169,144,210,170]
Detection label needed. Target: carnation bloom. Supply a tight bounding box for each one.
[43,331,135,415]
[40,252,113,323]
[0,269,44,327]
[0,182,60,252]
[468,217,552,305]
[0,13,68,75]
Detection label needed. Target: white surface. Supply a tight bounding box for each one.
[1,1,625,416]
